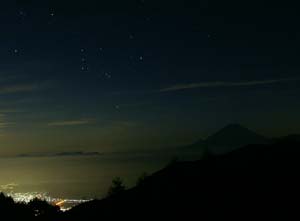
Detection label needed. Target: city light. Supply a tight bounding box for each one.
[6,191,91,211]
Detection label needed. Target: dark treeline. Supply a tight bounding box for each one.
[0,193,61,220]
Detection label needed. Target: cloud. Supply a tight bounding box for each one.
[0,109,25,114]
[0,122,15,129]
[159,78,299,92]
[16,151,102,158]
[0,83,39,95]
[0,113,15,129]
[48,119,94,127]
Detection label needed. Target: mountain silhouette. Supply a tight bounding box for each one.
[188,124,270,154]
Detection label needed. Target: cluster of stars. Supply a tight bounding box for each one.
[17,9,56,23]
[104,73,112,79]
[17,9,27,23]
[80,49,89,71]
[12,6,147,74]
[76,45,144,79]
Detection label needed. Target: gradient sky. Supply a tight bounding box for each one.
[0,0,300,156]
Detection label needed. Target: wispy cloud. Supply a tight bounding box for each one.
[0,113,15,129]
[48,119,95,127]
[0,109,25,114]
[15,151,102,158]
[0,83,40,95]
[0,122,15,129]
[159,78,299,92]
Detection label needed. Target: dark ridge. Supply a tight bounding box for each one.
[65,139,300,220]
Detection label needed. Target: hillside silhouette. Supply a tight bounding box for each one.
[64,137,300,220]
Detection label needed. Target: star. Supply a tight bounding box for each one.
[139,56,143,61]
[105,73,111,78]
[17,12,26,23]
[81,66,89,71]
[13,49,19,54]
[19,10,25,16]
[80,49,85,53]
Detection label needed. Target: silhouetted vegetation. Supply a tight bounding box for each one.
[28,198,61,220]
[0,193,61,220]
[167,156,179,167]
[136,172,148,186]
[107,177,126,197]
[0,193,33,219]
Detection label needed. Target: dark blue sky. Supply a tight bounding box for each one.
[0,0,300,155]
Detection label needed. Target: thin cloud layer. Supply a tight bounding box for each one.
[159,78,299,92]
[48,119,94,127]
[0,83,39,95]
[0,113,15,129]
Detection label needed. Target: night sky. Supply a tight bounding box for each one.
[1,0,300,156]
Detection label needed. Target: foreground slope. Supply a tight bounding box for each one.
[66,139,300,220]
